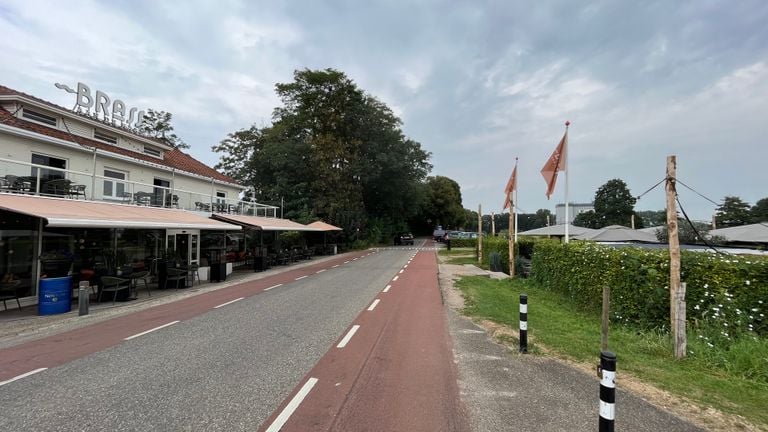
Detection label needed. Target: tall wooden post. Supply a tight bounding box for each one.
[509,197,516,277]
[631,214,635,230]
[491,212,496,236]
[477,204,483,264]
[666,155,684,358]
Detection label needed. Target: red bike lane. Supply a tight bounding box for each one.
[259,249,470,432]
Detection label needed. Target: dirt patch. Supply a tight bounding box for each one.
[438,263,765,432]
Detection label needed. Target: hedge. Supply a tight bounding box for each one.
[530,241,768,336]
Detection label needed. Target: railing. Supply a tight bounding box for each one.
[0,156,279,217]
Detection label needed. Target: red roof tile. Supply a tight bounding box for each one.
[0,85,240,186]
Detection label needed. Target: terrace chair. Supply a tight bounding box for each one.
[130,270,151,297]
[188,263,201,286]
[98,276,131,305]
[165,268,187,289]
[0,280,22,311]
[68,184,87,199]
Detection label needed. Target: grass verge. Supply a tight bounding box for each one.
[438,248,483,266]
[456,276,768,429]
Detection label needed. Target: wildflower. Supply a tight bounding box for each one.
[723,323,728,327]
[694,305,700,310]
[752,308,760,312]
[707,342,714,347]
[745,280,751,286]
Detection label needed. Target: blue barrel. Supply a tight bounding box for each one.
[38,276,72,315]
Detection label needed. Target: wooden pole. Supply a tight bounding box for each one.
[712,214,717,230]
[491,212,496,236]
[675,282,687,359]
[509,196,516,277]
[666,155,683,355]
[477,204,483,264]
[601,285,610,351]
[631,214,635,230]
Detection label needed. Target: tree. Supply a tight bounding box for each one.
[138,109,189,149]
[751,197,768,223]
[715,196,751,227]
[592,179,637,228]
[573,210,599,228]
[421,176,465,229]
[655,219,712,244]
[637,210,666,227]
[213,68,431,242]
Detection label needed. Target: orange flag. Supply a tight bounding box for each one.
[503,163,518,210]
[541,125,568,199]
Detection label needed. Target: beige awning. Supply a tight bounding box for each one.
[211,213,321,231]
[307,221,343,231]
[0,193,241,230]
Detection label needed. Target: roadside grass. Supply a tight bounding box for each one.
[438,248,481,266]
[456,276,768,429]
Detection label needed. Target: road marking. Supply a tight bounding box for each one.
[352,258,358,261]
[0,368,47,387]
[316,269,326,273]
[344,261,350,264]
[213,297,244,309]
[398,269,404,274]
[337,325,361,348]
[404,264,408,268]
[265,283,283,291]
[392,275,399,282]
[295,275,308,281]
[383,284,391,293]
[265,377,319,432]
[367,299,381,311]
[125,321,180,341]
[332,264,340,268]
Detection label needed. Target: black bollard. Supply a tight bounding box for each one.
[519,294,528,353]
[599,351,616,432]
[78,286,89,316]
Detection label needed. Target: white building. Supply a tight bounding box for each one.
[555,202,594,225]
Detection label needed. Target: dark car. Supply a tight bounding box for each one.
[394,232,414,245]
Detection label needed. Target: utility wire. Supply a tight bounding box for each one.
[635,177,667,201]
[675,178,721,207]
[676,195,728,255]
[0,105,23,124]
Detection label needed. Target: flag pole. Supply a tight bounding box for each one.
[564,121,570,243]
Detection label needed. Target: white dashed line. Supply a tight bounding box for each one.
[392,275,399,282]
[337,325,361,348]
[265,378,319,432]
[383,284,391,293]
[404,264,408,268]
[398,269,404,274]
[295,275,308,281]
[367,299,381,311]
[332,264,340,268]
[125,321,180,341]
[316,269,326,273]
[344,261,350,264]
[352,258,358,261]
[213,297,244,309]
[0,368,47,387]
[265,283,283,291]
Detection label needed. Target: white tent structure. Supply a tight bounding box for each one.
[709,223,768,243]
[519,224,597,238]
[573,224,659,243]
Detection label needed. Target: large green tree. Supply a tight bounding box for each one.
[715,196,751,227]
[213,68,431,242]
[592,179,637,228]
[421,176,464,230]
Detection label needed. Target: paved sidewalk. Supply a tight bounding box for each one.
[438,262,706,432]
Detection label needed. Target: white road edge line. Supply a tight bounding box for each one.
[295,275,308,281]
[404,264,408,268]
[367,299,381,311]
[265,283,283,291]
[352,258,358,261]
[316,269,326,273]
[398,269,404,274]
[265,377,319,432]
[344,261,350,264]
[213,297,244,309]
[0,368,47,387]
[332,264,340,268]
[392,275,399,282]
[124,321,180,341]
[337,325,361,348]
[383,284,391,293]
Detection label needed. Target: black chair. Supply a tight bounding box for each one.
[68,184,87,199]
[43,179,72,196]
[165,268,187,289]
[0,280,22,311]
[188,264,201,286]
[98,276,131,304]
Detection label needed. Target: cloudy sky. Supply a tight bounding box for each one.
[1,0,766,221]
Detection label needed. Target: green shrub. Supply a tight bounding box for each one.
[451,238,477,248]
[530,241,768,337]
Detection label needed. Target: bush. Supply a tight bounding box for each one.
[530,241,768,337]
[450,238,476,248]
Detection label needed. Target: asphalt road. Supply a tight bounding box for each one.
[0,247,422,431]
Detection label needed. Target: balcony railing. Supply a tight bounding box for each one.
[0,156,279,217]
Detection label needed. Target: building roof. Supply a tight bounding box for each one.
[211,214,322,231]
[709,223,768,243]
[0,193,241,230]
[518,224,597,237]
[307,221,343,231]
[0,85,240,186]
[573,225,660,243]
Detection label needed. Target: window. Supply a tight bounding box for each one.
[103,169,127,199]
[94,130,118,145]
[22,108,57,126]
[143,146,161,157]
[31,153,66,181]
[216,191,226,204]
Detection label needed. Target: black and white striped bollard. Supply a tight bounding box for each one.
[519,294,527,353]
[599,351,616,431]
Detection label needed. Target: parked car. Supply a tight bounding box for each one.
[394,232,415,245]
[433,226,446,241]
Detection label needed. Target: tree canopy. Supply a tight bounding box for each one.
[212,68,432,243]
[750,197,768,223]
[574,179,639,228]
[715,196,751,228]
[138,109,189,149]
